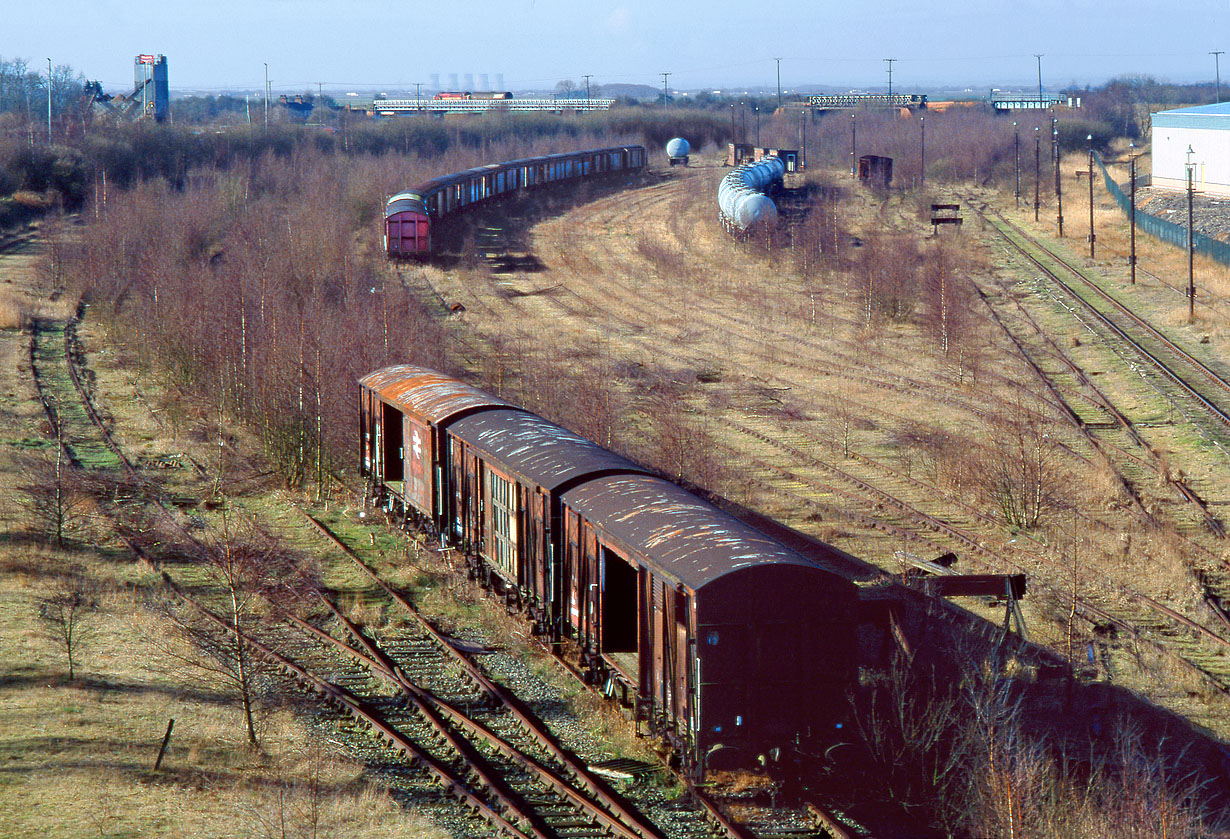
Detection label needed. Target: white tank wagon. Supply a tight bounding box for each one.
[717,156,785,232]
[666,137,690,166]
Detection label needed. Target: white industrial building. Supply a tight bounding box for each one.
[1151,103,1230,195]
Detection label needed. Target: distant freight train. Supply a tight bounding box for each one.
[384,145,646,257]
[433,91,514,100]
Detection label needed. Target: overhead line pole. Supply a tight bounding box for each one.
[884,58,895,99]
[775,58,782,108]
[1212,51,1224,102]
[47,58,52,142]
[1035,54,1044,105]
[660,72,670,109]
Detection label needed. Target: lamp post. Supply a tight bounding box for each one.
[850,112,856,178]
[1054,128,1064,236]
[800,109,808,170]
[1013,122,1020,208]
[1034,126,1041,222]
[1087,134,1095,258]
[1186,145,1196,321]
[919,115,925,187]
[1035,53,1044,106]
[1129,142,1138,284]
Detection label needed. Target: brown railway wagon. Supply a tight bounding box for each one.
[359,365,861,774]
[560,474,858,770]
[443,408,651,629]
[359,365,515,532]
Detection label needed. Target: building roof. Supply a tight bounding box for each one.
[1152,103,1230,129]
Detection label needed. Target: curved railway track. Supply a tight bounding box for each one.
[426,177,1230,698]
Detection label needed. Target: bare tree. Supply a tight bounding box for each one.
[971,397,1066,530]
[163,513,315,749]
[39,568,98,680]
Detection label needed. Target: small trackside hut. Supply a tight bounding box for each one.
[558,474,858,772]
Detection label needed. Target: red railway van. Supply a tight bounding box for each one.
[384,192,430,256]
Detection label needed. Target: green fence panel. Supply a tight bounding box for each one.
[1094,150,1230,264]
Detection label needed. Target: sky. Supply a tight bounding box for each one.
[8,0,1230,96]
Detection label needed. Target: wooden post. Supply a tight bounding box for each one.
[153,718,175,771]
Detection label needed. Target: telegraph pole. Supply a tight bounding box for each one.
[583,74,593,105]
[1212,51,1224,102]
[850,112,856,177]
[1055,128,1064,236]
[1013,122,1020,208]
[1129,142,1138,284]
[660,72,670,109]
[1087,134,1095,258]
[775,58,782,108]
[1034,126,1041,222]
[884,58,895,99]
[1187,145,1196,321]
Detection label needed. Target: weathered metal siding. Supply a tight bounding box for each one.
[404,415,433,514]
[694,564,857,764]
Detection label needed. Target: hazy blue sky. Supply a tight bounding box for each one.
[9,1,1230,94]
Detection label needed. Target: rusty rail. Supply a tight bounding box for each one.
[298,510,665,839]
[160,573,542,839]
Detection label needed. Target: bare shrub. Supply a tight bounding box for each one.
[162,512,318,749]
[853,231,921,326]
[967,397,1068,530]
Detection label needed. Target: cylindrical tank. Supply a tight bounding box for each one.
[718,158,783,231]
[666,137,690,159]
[734,193,777,228]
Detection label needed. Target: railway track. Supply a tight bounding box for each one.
[25,296,852,839]
[441,178,1230,700]
[972,202,1230,462]
[291,511,854,839]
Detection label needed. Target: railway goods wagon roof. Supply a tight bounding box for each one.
[562,474,845,590]
[385,192,426,218]
[359,365,515,423]
[417,162,508,193]
[415,146,645,193]
[448,409,649,491]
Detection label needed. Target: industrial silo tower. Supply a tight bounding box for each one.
[134,54,169,122]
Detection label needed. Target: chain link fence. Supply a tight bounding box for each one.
[1094,150,1230,264]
